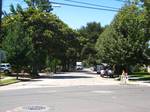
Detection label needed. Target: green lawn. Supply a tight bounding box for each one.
[129,72,150,81]
[0,77,20,86]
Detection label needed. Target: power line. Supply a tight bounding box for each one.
[3,0,120,12]
[64,0,120,10]
[50,1,118,12]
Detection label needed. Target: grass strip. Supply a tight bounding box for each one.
[0,78,20,86]
[129,72,150,81]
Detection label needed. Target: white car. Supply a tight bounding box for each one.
[76,62,83,70]
[76,65,83,70]
[0,63,12,74]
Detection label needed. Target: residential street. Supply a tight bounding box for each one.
[0,69,150,112]
[0,69,150,91]
[1,84,150,112]
[1,0,150,111]
[0,69,120,91]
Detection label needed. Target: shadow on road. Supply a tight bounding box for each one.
[51,75,93,79]
[36,75,93,79]
[11,70,95,81]
[129,77,150,81]
[36,70,95,79]
[19,78,42,82]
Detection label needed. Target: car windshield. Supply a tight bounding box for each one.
[0,65,5,67]
[0,64,10,67]
[6,65,11,67]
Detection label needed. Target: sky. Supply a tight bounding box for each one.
[3,0,126,29]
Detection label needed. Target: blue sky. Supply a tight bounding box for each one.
[3,0,125,29]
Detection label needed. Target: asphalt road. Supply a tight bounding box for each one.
[1,85,150,112]
[0,70,150,112]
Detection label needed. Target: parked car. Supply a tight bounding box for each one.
[0,63,12,74]
[93,65,97,71]
[96,64,105,74]
[76,62,83,70]
[99,69,113,77]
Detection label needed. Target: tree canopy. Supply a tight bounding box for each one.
[1,0,150,76]
[24,0,53,12]
[78,22,104,66]
[2,5,79,76]
[96,4,148,67]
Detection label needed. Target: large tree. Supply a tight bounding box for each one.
[2,4,79,76]
[142,0,150,58]
[96,4,148,74]
[2,6,34,77]
[78,22,104,66]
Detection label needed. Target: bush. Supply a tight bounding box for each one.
[133,64,147,72]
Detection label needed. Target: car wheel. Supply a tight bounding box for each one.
[4,70,9,74]
[110,75,114,78]
[101,74,104,77]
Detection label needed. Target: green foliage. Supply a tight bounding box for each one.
[24,0,53,12]
[78,22,104,66]
[133,64,147,72]
[0,78,19,86]
[0,49,6,62]
[9,4,17,14]
[2,17,32,70]
[2,5,79,75]
[46,56,61,73]
[96,4,148,66]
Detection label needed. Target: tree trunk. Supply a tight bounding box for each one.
[54,60,57,73]
[31,64,39,77]
[16,65,19,80]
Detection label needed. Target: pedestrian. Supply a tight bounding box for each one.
[121,69,128,84]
